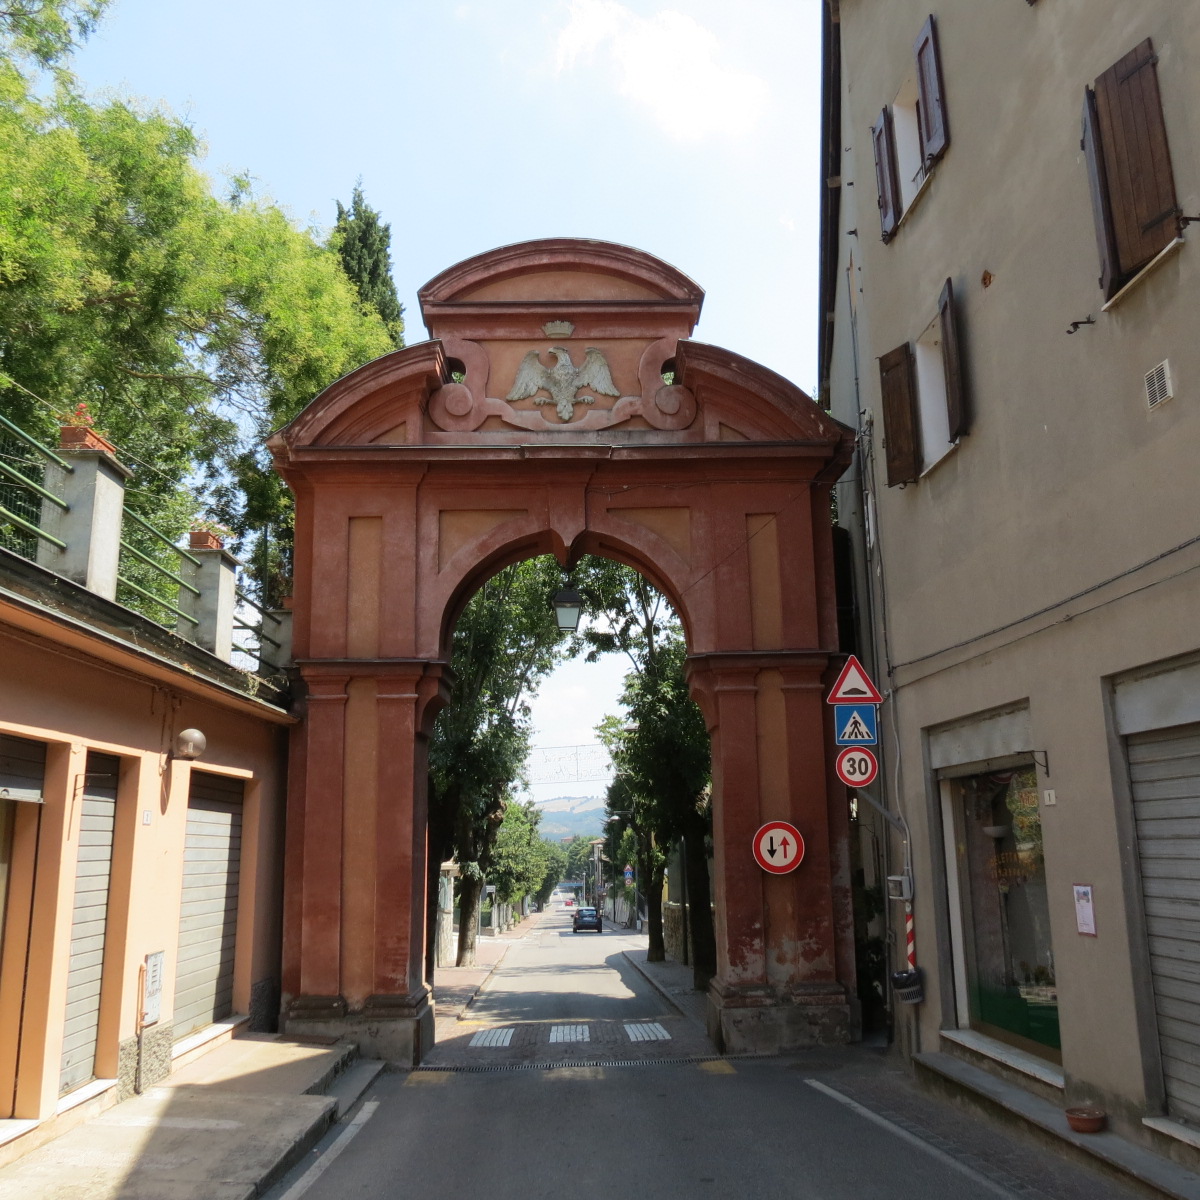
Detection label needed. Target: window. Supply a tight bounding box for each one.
[872,15,950,241]
[1083,39,1180,299]
[877,279,966,486]
[946,766,1060,1061]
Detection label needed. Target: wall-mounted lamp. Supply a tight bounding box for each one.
[550,586,584,633]
[172,728,207,761]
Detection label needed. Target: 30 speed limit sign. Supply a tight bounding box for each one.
[835,746,878,788]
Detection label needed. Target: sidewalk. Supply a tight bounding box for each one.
[621,946,710,1030]
[0,1034,365,1200]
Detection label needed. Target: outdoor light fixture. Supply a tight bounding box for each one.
[550,585,584,632]
[172,728,207,761]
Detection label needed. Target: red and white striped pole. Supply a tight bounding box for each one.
[904,901,916,970]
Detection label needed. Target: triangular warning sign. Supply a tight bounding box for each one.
[827,655,883,704]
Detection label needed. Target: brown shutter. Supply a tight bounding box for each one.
[871,109,901,241]
[1092,39,1179,288]
[938,278,967,440]
[914,15,949,163]
[879,343,920,487]
[1082,86,1119,297]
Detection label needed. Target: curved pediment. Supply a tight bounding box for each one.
[269,240,852,463]
[418,237,704,311]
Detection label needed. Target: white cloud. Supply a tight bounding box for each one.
[553,0,769,142]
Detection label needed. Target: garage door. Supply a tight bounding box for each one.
[1130,722,1200,1123]
[59,752,119,1095]
[173,773,243,1040]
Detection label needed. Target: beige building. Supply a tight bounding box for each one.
[0,434,290,1159]
[821,0,1200,1161]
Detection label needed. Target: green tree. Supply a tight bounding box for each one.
[332,185,404,349]
[426,555,569,971]
[0,0,109,68]
[0,11,395,613]
[578,558,715,982]
[490,800,551,908]
[536,840,567,906]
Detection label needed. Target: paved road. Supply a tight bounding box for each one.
[264,904,1145,1200]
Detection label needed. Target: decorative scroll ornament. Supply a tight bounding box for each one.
[507,346,620,422]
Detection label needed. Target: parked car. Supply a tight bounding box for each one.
[572,906,602,933]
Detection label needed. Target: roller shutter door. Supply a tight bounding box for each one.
[173,773,243,1040]
[0,733,46,804]
[1130,723,1200,1123]
[59,752,119,1095]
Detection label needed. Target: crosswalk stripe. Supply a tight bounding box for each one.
[549,1024,590,1043]
[623,1022,671,1042]
[469,1027,514,1047]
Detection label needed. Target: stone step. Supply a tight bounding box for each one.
[325,1059,386,1119]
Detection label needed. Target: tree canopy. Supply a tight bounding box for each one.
[333,185,404,349]
[0,5,399,607]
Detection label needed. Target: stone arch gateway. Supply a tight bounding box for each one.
[269,239,858,1062]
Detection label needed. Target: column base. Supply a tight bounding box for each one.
[706,980,856,1055]
[284,989,434,1065]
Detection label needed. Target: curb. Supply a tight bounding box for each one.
[254,1096,338,1197]
[620,949,690,1021]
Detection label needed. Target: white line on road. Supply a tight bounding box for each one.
[624,1022,671,1042]
[469,1027,514,1047]
[277,1100,380,1200]
[804,1080,1016,1198]
[549,1024,590,1043]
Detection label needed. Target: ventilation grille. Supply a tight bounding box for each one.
[1145,360,1173,410]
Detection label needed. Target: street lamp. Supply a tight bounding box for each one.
[550,585,584,632]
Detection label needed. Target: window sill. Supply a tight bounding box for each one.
[1102,237,1185,312]
[919,439,959,479]
[56,1076,116,1115]
[940,1028,1065,1090]
[894,169,935,236]
[1143,1115,1200,1150]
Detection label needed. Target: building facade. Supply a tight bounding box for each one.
[821,0,1200,1161]
[0,436,290,1159]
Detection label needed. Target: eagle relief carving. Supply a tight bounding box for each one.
[506,346,620,422]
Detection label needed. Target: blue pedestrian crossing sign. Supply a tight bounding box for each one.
[834,704,878,746]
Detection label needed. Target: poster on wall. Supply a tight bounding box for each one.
[1073,884,1097,936]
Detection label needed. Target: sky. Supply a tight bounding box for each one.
[69,0,824,796]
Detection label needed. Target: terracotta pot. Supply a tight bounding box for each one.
[59,425,117,454]
[1065,1106,1107,1133]
[188,530,224,551]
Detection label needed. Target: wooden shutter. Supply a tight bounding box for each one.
[1082,86,1119,298]
[914,15,949,163]
[938,278,967,440]
[1092,39,1179,291]
[879,343,920,486]
[871,109,901,241]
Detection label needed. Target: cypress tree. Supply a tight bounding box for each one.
[333,185,405,348]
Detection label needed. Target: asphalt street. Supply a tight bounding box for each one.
[264,903,1146,1200]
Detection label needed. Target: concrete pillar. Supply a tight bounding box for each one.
[37,450,133,600]
[283,660,447,1064]
[175,548,238,660]
[689,651,854,1055]
[262,609,293,669]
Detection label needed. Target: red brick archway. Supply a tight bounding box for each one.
[269,239,857,1062]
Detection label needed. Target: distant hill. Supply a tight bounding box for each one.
[534,794,606,841]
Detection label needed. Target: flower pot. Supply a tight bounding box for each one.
[188,531,224,551]
[59,425,117,454]
[1065,1106,1107,1134]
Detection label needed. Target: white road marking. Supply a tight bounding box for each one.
[804,1080,1016,1198]
[549,1024,590,1043]
[277,1100,380,1200]
[624,1022,671,1042]
[469,1027,514,1047]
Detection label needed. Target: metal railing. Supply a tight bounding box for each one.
[233,583,284,670]
[117,508,201,628]
[0,412,72,554]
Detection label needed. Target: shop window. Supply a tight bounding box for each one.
[877,278,967,486]
[1082,39,1180,300]
[871,15,950,241]
[947,766,1061,1059]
